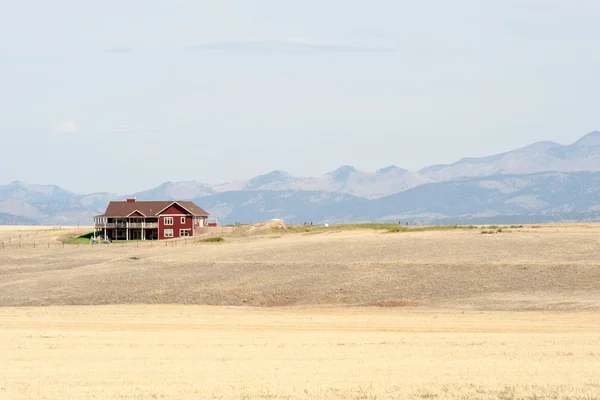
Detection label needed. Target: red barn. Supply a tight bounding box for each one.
[93,199,210,241]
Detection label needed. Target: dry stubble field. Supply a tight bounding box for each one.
[1,224,600,399]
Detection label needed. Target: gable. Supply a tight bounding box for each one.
[158,203,190,216]
[129,211,144,217]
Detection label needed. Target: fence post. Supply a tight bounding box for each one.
[33,242,36,249]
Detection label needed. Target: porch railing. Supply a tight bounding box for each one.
[95,222,159,229]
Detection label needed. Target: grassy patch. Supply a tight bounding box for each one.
[64,232,96,245]
[273,224,482,235]
[63,232,150,245]
[386,225,478,233]
[372,299,424,307]
[272,224,399,234]
[481,228,503,234]
[129,256,141,260]
[65,237,93,245]
[199,237,225,243]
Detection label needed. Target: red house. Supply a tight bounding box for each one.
[93,199,210,241]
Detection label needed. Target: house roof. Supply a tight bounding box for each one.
[94,201,209,218]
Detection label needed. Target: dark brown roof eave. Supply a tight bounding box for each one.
[94,213,210,217]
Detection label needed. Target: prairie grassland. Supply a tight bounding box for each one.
[1,224,600,399]
[273,222,485,235]
[1,306,599,400]
[0,225,82,244]
[1,224,600,309]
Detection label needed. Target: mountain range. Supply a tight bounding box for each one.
[2,131,600,226]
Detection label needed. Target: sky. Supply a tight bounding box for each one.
[1,0,600,194]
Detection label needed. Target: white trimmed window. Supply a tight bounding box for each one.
[181,217,186,224]
[164,229,174,238]
[164,217,173,225]
[180,229,190,237]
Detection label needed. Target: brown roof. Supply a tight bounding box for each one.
[94,201,210,218]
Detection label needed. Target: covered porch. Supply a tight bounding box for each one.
[93,216,159,241]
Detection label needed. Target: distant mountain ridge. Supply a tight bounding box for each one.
[420,131,600,181]
[0,181,118,226]
[133,165,430,200]
[134,131,600,200]
[195,171,600,224]
[2,131,600,225]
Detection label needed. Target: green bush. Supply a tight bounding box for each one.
[200,237,224,243]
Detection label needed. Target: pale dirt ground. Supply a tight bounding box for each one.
[1,225,600,399]
[1,306,599,400]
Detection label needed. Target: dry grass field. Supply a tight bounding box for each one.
[1,224,600,310]
[1,224,600,399]
[1,306,599,400]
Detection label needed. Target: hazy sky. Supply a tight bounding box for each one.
[1,0,600,194]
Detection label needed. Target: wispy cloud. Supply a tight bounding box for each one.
[104,47,135,54]
[109,124,143,133]
[185,39,395,54]
[54,120,78,134]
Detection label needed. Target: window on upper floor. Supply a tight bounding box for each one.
[164,217,173,225]
[181,217,186,224]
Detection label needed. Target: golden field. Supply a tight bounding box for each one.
[1,224,600,399]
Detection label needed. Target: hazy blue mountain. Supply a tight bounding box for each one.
[189,171,600,225]
[134,165,430,200]
[3,171,600,226]
[133,181,215,200]
[243,170,294,190]
[367,171,600,223]
[0,212,39,226]
[3,131,600,226]
[420,131,600,181]
[194,190,369,224]
[0,181,117,226]
[127,132,600,201]
[0,181,74,203]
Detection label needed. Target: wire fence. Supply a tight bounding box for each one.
[1,239,192,251]
[0,227,64,248]
[0,227,232,252]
